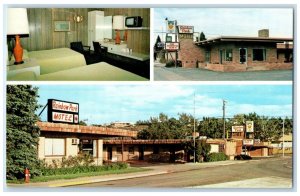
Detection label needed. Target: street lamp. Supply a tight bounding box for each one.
[193,93,196,163]
[282,118,285,157]
[222,100,227,140]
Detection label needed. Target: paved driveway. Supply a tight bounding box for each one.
[154,66,293,81]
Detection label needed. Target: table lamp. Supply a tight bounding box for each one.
[7,8,30,65]
[113,15,124,45]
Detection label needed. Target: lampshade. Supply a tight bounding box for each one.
[7,8,30,36]
[113,15,124,30]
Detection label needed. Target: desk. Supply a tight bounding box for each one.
[99,41,150,79]
[109,50,150,61]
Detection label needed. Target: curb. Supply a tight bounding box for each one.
[48,171,168,187]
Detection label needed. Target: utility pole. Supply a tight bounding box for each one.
[222,100,227,140]
[282,118,285,157]
[193,92,196,163]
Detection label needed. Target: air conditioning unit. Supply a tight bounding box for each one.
[71,138,79,145]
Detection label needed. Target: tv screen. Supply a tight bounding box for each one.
[125,16,142,27]
[126,18,134,25]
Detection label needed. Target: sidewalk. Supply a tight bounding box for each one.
[6,160,247,188]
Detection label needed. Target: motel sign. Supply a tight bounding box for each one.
[47,99,79,124]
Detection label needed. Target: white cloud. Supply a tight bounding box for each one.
[37,85,293,124]
[227,103,293,118]
[154,8,293,39]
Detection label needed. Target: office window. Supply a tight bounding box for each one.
[81,139,95,156]
[225,49,233,61]
[45,138,65,156]
[253,49,266,61]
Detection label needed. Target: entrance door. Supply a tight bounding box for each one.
[219,50,223,64]
[240,48,247,64]
[139,146,144,160]
[107,146,112,161]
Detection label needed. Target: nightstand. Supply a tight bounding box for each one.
[7,58,40,79]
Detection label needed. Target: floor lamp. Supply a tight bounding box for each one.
[7,8,30,65]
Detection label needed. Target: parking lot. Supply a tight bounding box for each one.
[154,64,293,81]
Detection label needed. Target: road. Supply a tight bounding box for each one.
[76,156,292,188]
[154,66,293,81]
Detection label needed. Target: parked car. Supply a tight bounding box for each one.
[234,154,252,160]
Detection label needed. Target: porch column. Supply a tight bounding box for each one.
[38,137,45,160]
[97,139,103,165]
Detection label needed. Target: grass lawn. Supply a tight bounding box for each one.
[7,167,150,184]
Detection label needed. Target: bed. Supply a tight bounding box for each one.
[27,48,86,74]
[8,62,148,81]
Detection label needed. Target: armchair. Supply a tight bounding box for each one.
[70,42,91,55]
[93,41,101,55]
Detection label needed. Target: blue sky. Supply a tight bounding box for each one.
[35,84,293,125]
[154,8,293,41]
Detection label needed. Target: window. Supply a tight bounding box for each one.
[129,146,134,154]
[45,138,65,156]
[116,146,122,154]
[80,139,95,156]
[205,50,210,62]
[225,49,233,61]
[253,49,266,61]
[153,146,159,154]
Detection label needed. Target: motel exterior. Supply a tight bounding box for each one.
[172,27,293,72]
[35,99,289,166]
[37,121,278,166]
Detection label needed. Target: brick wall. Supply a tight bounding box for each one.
[197,42,293,72]
[178,38,205,68]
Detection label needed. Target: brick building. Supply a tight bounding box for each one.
[196,36,293,72]
[177,29,293,71]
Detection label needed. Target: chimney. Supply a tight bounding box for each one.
[258,29,269,38]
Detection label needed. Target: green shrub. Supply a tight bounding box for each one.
[165,60,175,67]
[40,162,128,176]
[206,152,228,162]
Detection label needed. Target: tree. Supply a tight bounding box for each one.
[200,32,206,41]
[137,113,195,140]
[183,139,211,162]
[199,117,223,138]
[6,85,41,179]
[155,35,161,44]
[79,120,87,126]
[154,35,163,51]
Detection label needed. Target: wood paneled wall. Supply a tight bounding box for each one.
[21,8,150,54]
[22,8,89,51]
[90,8,150,54]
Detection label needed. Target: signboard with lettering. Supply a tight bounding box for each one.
[243,139,254,145]
[165,42,180,51]
[246,121,254,132]
[178,25,194,34]
[47,99,79,124]
[167,20,176,33]
[231,125,244,132]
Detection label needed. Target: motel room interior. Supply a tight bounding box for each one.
[6,8,150,81]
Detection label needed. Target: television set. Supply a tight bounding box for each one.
[125,16,143,27]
